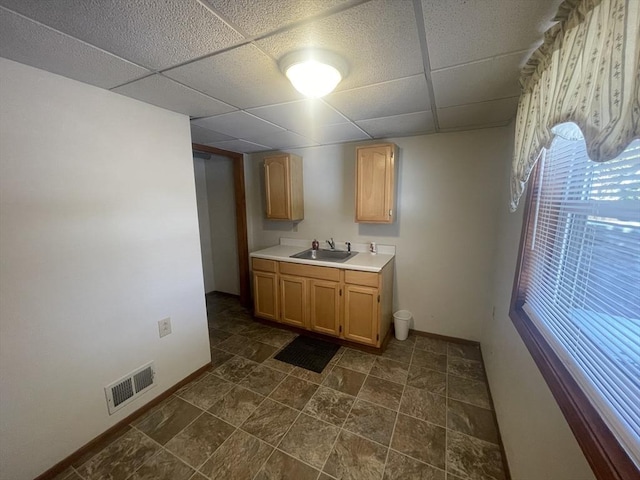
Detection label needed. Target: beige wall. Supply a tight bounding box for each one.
[246,129,508,340]
[193,155,216,292]
[481,132,596,480]
[0,58,210,479]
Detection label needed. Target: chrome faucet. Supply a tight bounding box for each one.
[345,242,351,252]
[326,238,335,250]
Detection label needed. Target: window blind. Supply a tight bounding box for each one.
[521,125,640,468]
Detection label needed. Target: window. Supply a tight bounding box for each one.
[511,123,640,479]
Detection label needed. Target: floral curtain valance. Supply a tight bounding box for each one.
[510,0,640,212]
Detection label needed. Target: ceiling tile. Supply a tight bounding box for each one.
[206,139,271,153]
[256,0,423,91]
[250,130,318,150]
[325,75,431,121]
[204,0,355,37]
[190,124,235,144]
[247,99,347,135]
[309,123,370,144]
[431,52,523,108]
[112,74,236,118]
[0,7,149,89]
[164,44,303,109]
[0,0,243,70]
[437,97,519,130]
[356,111,435,138]
[421,0,562,69]
[192,111,285,142]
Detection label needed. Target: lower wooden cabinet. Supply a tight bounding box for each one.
[251,257,393,348]
[309,279,341,337]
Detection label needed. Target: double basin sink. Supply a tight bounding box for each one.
[290,248,358,264]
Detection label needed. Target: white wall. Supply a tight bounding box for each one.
[0,58,211,480]
[193,155,216,292]
[482,134,596,479]
[246,129,507,340]
[206,155,239,295]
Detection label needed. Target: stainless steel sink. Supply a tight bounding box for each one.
[290,248,358,263]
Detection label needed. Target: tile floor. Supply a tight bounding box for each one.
[53,292,507,480]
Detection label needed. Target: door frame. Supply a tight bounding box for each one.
[192,143,250,306]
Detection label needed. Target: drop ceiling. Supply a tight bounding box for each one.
[0,0,562,153]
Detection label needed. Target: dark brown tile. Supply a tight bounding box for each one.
[400,386,446,426]
[336,348,376,374]
[51,467,83,480]
[448,374,492,410]
[256,329,297,348]
[178,373,234,410]
[240,323,275,339]
[77,428,160,480]
[370,357,409,384]
[391,413,446,469]
[208,328,233,347]
[358,375,404,411]
[414,336,448,354]
[279,413,340,469]
[213,355,259,383]
[303,386,355,426]
[238,364,287,396]
[323,430,387,480]
[407,365,447,394]
[165,412,235,468]
[412,349,447,372]
[388,330,416,346]
[129,449,194,480]
[448,343,482,362]
[245,341,280,363]
[322,365,366,396]
[209,316,252,335]
[269,375,318,410]
[343,399,397,446]
[200,429,273,480]
[240,398,299,445]
[291,365,332,384]
[133,396,202,445]
[189,473,209,480]
[447,357,485,382]
[447,399,499,444]
[383,450,445,480]
[381,343,413,364]
[261,356,296,374]
[447,430,505,480]
[70,426,132,468]
[208,386,265,426]
[254,449,320,480]
[209,348,234,369]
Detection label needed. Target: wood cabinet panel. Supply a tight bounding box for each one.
[279,261,340,281]
[264,154,303,221]
[253,271,278,321]
[280,275,307,328]
[252,258,277,273]
[310,280,341,337]
[344,269,379,287]
[344,285,378,346]
[355,144,396,223]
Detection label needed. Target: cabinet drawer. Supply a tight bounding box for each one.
[279,262,340,282]
[252,258,277,273]
[344,270,379,288]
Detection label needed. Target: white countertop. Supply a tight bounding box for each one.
[250,238,395,273]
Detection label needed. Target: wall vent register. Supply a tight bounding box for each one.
[104,361,156,415]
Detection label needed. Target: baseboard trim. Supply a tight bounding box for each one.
[409,327,481,346]
[34,363,211,480]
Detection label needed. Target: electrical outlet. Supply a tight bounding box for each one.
[158,317,172,338]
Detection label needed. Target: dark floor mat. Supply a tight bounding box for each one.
[274,335,341,373]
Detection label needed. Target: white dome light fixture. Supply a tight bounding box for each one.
[279,49,348,98]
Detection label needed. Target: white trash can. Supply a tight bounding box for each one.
[393,310,412,341]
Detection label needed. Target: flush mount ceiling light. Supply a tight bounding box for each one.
[279,49,348,98]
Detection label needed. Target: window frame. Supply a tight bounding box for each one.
[509,160,639,480]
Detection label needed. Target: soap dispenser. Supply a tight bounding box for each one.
[311,239,319,259]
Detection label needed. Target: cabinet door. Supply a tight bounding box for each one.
[355,144,395,223]
[264,155,290,219]
[253,272,278,321]
[309,280,341,337]
[280,275,307,328]
[344,285,379,346]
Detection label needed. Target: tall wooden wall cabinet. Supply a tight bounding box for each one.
[355,143,397,223]
[264,153,304,221]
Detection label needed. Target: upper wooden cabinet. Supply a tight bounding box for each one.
[355,143,397,223]
[264,153,304,221]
